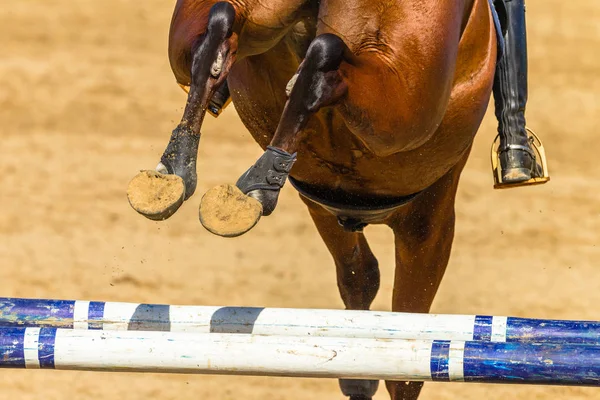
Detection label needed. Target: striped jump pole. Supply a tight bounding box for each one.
[1,297,600,344]
[1,326,600,385]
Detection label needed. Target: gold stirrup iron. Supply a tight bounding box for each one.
[178,83,232,118]
[491,128,550,189]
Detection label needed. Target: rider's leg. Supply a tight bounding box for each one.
[493,0,538,183]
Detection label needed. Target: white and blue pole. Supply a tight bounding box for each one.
[0,297,599,344]
[1,326,600,385]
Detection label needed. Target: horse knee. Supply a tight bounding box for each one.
[286,34,348,112]
[305,34,346,71]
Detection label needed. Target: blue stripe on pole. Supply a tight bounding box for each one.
[430,340,451,381]
[507,317,600,344]
[88,302,105,330]
[38,328,57,369]
[0,298,75,328]
[473,315,493,341]
[0,328,26,368]
[463,341,600,385]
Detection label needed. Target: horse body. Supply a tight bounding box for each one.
[157,1,499,398]
[229,0,496,199]
[288,0,496,197]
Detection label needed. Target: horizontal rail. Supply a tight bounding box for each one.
[1,297,599,344]
[1,327,600,385]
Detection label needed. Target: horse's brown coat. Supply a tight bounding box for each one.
[169,1,497,398]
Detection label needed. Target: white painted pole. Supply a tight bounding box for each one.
[3,327,600,385]
[1,327,439,379]
[3,297,600,345]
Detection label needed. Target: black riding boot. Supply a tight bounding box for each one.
[493,0,539,183]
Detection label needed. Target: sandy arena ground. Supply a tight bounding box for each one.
[1,1,599,399]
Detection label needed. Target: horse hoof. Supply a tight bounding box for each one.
[127,170,185,221]
[199,184,263,237]
[349,396,372,400]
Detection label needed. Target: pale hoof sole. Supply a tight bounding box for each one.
[199,184,263,238]
[127,170,185,221]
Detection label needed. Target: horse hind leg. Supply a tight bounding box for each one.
[385,153,468,400]
[301,198,381,400]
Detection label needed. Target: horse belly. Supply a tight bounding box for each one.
[228,54,300,149]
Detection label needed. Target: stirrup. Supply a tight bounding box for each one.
[178,83,232,118]
[490,128,550,190]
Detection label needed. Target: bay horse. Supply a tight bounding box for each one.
[134,0,502,398]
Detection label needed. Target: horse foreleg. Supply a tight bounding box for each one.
[235,34,347,211]
[198,33,346,236]
[302,198,381,400]
[158,2,238,200]
[236,33,348,209]
[128,2,239,221]
[384,152,469,400]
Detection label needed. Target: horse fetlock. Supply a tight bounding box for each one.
[236,146,297,216]
[246,189,280,217]
[160,126,200,200]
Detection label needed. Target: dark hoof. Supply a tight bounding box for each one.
[127,170,185,221]
[199,184,263,237]
[339,379,379,399]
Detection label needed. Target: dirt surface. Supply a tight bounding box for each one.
[1,1,599,399]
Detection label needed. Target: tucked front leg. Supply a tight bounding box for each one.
[302,198,380,400]
[161,2,238,199]
[127,2,238,221]
[198,33,346,236]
